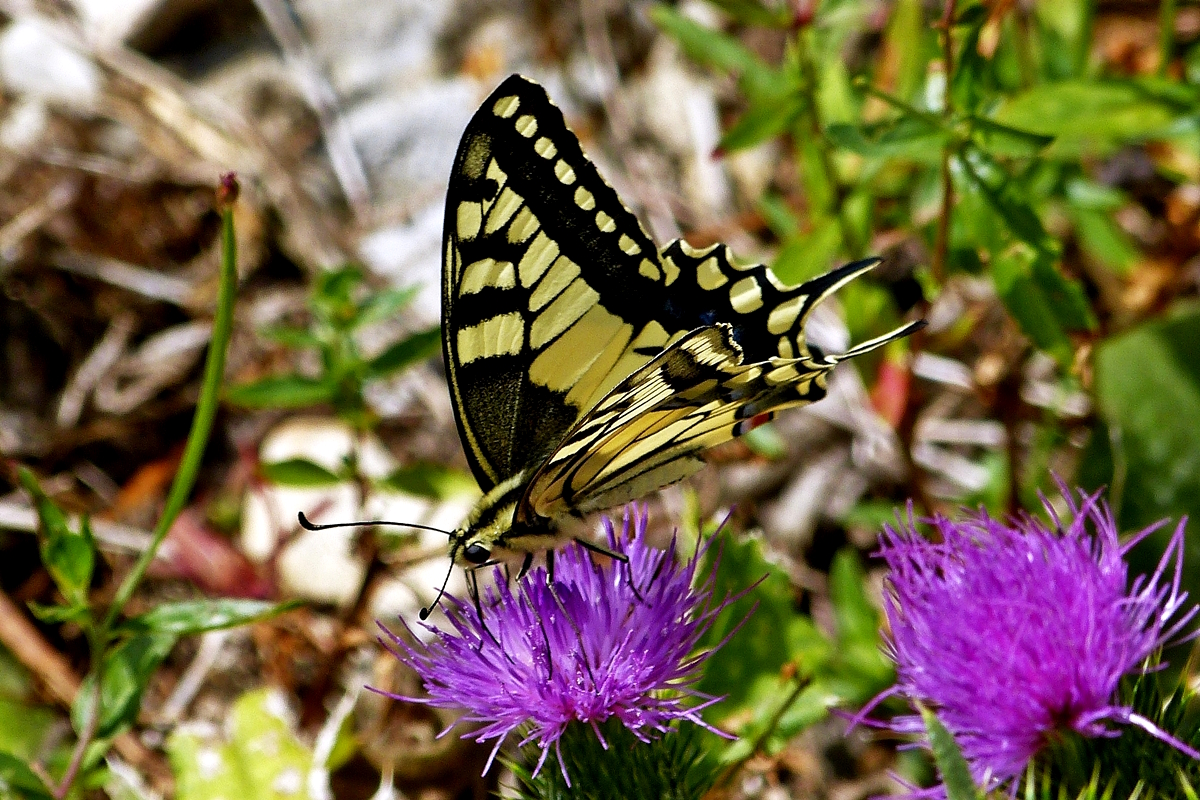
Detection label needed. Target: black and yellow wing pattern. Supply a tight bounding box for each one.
[442,74,922,564]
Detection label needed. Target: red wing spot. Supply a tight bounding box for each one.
[734,411,774,437]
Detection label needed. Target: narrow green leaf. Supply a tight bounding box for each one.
[0,751,53,800]
[261,458,342,487]
[970,116,1055,157]
[26,601,91,625]
[649,5,769,77]
[365,327,440,377]
[921,706,981,800]
[958,150,1056,253]
[379,462,479,500]
[352,285,420,329]
[828,550,879,645]
[719,96,804,153]
[75,633,177,738]
[19,468,94,605]
[1029,258,1096,332]
[225,374,336,409]
[124,599,301,637]
[826,118,947,160]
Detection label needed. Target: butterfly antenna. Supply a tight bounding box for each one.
[297,512,452,538]
[420,550,457,621]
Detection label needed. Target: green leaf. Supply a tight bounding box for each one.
[958,149,1056,253]
[75,633,177,739]
[706,0,790,27]
[921,706,980,800]
[695,533,828,721]
[992,247,1074,365]
[259,325,323,350]
[1069,207,1140,275]
[167,688,314,800]
[0,751,53,800]
[1091,308,1200,597]
[826,118,948,160]
[26,601,91,626]
[352,286,419,329]
[225,375,335,409]
[261,458,342,487]
[365,327,440,377]
[124,599,300,637]
[970,116,1055,158]
[0,697,56,763]
[740,422,785,460]
[19,468,94,606]
[771,218,842,285]
[718,96,804,154]
[994,81,1181,154]
[378,462,479,500]
[649,5,773,79]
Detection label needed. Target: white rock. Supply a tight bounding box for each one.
[0,18,101,112]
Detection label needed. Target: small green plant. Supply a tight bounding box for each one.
[10,176,298,799]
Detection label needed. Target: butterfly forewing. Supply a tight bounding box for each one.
[443,75,685,490]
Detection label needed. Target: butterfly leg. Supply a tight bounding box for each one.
[546,548,555,585]
[516,551,535,581]
[467,568,501,649]
[573,537,645,604]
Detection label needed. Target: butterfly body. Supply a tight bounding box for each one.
[442,74,923,567]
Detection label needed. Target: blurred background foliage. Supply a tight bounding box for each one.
[0,0,1197,797]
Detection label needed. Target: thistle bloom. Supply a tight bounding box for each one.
[873,487,1198,794]
[379,507,733,781]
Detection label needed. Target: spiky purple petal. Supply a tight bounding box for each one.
[379,507,732,780]
[876,487,1197,793]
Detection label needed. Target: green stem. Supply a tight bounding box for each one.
[1159,0,1176,77]
[102,191,239,631]
[932,0,958,284]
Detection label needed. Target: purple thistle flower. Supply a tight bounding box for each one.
[378,507,735,783]
[872,486,1199,794]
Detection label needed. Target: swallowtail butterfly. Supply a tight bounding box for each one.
[442,74,922,571]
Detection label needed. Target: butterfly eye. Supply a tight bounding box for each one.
[463,543,490,564]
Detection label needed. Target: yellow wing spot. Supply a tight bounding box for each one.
[507,206,539,244]
[456,312,525,364]
[618,234,640,255]
[722,366,762,387]
[696,257,728,290]
[555,160,576,185]
[596,210,616,233]
[518,232,560,287]
[729,276,763,313]
[662,256,680,286]
[724,246,752,271]
[761,263,789,291]
[679,240,717,258]
[777,336,794,359]
[485,158,508,187]
[767,294,805,334]
[530,277,599,349]
[493,95,520,118]
[529,256,581,311]
[457,201,482,240]
[765,364,799,385]
[574,186,596,210]
[459,258,516,295]
[461,137,490,180]
[638,259,661,281]
[484,187,523,234]
[515,114,538,137]
[535,137,557,159]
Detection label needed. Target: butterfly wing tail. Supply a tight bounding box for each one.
[830,319,927,363]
